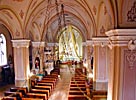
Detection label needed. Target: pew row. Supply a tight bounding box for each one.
[4,91,22,98]
[91,90,107,99]
[26,92,47,100]
[30,89,50,98]
[68,95,88,100]
[92,95,107,100]
[33,85,52,93]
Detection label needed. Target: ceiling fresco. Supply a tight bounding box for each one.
[0,0,135,42]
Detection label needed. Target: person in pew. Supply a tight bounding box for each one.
[30,69,44,81]
[37,70,44,81]
[30,70,37,82]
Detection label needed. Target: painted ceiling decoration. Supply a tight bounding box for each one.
[100,26,105,35]
[0,0,135,42]
[127,1,136,22]
[93,5,97,15]
[19,10,24,19]
[104,6,107,15]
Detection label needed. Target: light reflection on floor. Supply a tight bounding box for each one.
[49,64,74,100]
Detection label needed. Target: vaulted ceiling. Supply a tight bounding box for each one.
[0,0,135,43]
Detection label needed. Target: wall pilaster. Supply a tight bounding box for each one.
[106,29,136,100]
[11,39,30,89]
[92,37,109,90]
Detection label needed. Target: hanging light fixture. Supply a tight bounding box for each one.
[35,0,51,57]
[55,0,61,40]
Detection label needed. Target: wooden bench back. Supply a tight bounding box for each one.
[1,97,17,100]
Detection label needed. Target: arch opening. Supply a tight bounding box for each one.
[58,25,83,62]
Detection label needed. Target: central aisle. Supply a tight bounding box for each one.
[48,64,74,100]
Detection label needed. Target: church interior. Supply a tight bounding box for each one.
[0,0,136,100]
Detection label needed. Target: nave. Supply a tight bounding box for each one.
[0,64,107,100]
[48,65,72,100]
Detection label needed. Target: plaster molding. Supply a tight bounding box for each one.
[82,42,87,46]
[85,37,109,46]
[126,51,136,69]
[92,37,109,46]
[32,41,45,47]
[47,43,56,46]
[11,39,30,48]
[96,79,108,82]
[86,40,93,46]
[106,29,136,46]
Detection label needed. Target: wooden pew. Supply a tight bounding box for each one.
[71,79,85,82]
[91,90,107,99]
[33,85,52,93]
[44,75,58,81]
[31,80,37,88]
[42,78,57,83]
[71,78,86,81]
[44,74,58,78]
[68,95,88,100]
[4,91,22,98]
[1,97,17,100]
[26,93,47,100]
[71,81,85,84]
[37,82,54,89]
[91,90,107,95]
[70,87,86,91]
[10,87,27,97]
[39,80,56,87]
[30,89,50,98]
[71,79,86,81]
[92,95,107,100]
[42,77,57,80]
[69,90,87,95]
[50,73,58,77]
[70,84,86,87]
[22,98,43,100]
[43,75,57,78]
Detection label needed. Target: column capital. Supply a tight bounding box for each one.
[11,39,30,48]
[92,37,109,46]
[106,29,136,46]
[47,43,57,46]
[82,38,109,47]
[32,41,45,47]
[82,42,87,46]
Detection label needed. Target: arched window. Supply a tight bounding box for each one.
[0,34,7,66]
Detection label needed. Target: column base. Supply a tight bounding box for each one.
[15,79,30,91]
[93,81,108,91]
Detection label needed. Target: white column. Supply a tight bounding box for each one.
[82,42,87,60]
[32,42,45,71]
[11,39,30,89]
[92,37,109,90]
